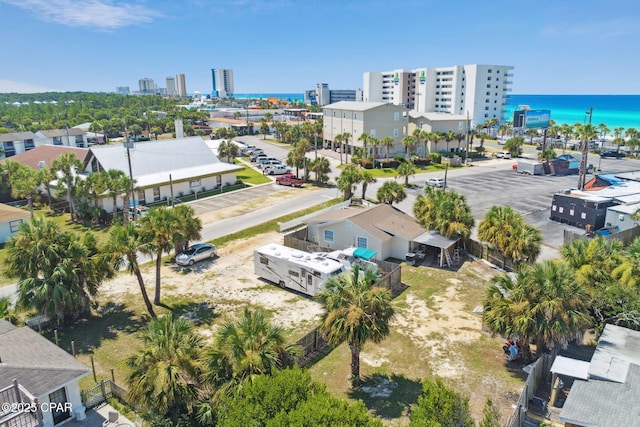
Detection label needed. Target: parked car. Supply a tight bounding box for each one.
[425,177,445,188]
[250,153,267,162]
[495,151,512,159]
[265,164,291,175]
[600,150,625,159]
[176,243,217,266]
[257,158,280,169]
[128,205,149,220]
[241,145,256,155]
[275,173,304,187]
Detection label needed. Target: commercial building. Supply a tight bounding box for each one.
[115,86,130,95]
[212,68,234,98]
[363,64,513,126]
[166,76,176,97]
[176,73,187,97]
[305,83,363,107]
[138,77,157,94]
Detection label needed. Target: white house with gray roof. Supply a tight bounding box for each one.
[85,136,243,213]
[35,129,88,149]
[0,131,38,159]
[0,319,90,426]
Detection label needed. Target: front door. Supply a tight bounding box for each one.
[49,387,70,425]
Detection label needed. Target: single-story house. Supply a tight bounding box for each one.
[0,203,30,243]
[0,319,90,426]
[558,324,640,426]
[2,145,91,171]
[301,203,459,265]
[84,136,243,213]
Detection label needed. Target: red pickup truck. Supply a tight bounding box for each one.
[275,173,304,187]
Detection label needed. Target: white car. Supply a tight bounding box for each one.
[426,177,445,188]
[495,151,512,159]
[265,164,291,175]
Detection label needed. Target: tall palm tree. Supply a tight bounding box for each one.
[397,160,416,187]
[360,170,377,200]
[358,133,370,158]
[574,123,598,190]
[103,169,130,223]
[478,205,540,265]
[317,265,394,383]
[36,166,57,207]
[402,136,415,156]
[103,223,156,318]
[376,181,406,205]
[382,136,394,158]
[171,204,202,254]
[309,156,331,184]
[413,187,474,239]
[139,207,179,305]
[336,165,362,200]
[201,307,298,397]
[52,153,83,221]
[127,315,203,418]
[483,261,591,358]
[9,164,38,218]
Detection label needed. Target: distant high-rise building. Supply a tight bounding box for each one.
[212,68,234,98]
[138,78,156,94]
[363,63,514,126]
[115,86,130,95]
[176,74,187,97]
[166,76,176,97]
[304,83,362,107]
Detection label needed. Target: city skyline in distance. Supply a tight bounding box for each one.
[1,0,639,95]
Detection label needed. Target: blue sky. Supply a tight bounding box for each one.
[1,0,639,95]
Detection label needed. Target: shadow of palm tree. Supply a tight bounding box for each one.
[168,300,218,326]
[348,373,422,419]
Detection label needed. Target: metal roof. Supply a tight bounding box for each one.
[413,230,459,249]
[551,355,590,380]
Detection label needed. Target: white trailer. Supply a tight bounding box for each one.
[254,243,346,297]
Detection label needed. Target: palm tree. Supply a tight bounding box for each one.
[317,265,394,383]
[402,136,415,156]
[171,204,202,254]
[7,217,109,321]
[358,133,370,158]
[483,261,591,359]
[574,123,598,190]
[360,170,377,200]
[336,165,362,200]
[52,153,83,221]
[397,160,415,187]
[127,315,203,418]
[445,131,455,152]
[377,181,406,205]
[413,187,474,239]
[103,223,156,318]
[309,156,331,184]
[382,136,394,158]
[201,307,298,397]
[9,164,38,217]
[139,206,179,305]
[36,166,57,207]
[369,137,381,159]
[102,169,131,223]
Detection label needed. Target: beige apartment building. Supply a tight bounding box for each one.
[322,101,409,157]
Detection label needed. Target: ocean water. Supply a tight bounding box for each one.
[234,93,304,102]
[505,94,640,130]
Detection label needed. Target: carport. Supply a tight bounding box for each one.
[412,230,460,267]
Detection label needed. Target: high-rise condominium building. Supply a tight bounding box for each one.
[166,76,176,97]
[176,74,187,97]
[363,64,513,126]
[212,68,234,98]
[138,78,156,94]
[305,83,363,106]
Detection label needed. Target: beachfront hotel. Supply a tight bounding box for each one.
[212,68,234,98]
[363,64,513,126]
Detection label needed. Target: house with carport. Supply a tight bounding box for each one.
[84,136,243,213]
[299,203,459,267]
[0,319,90,426]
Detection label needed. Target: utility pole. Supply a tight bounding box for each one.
[464,111,471,165]
[124,122,137,221]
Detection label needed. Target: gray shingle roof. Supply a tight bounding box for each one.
[0,132,38,142]
[559,364,640,426]
[36,128,85,137]
[0,324,89,396]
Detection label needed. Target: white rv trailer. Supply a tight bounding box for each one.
[254,243,346,297]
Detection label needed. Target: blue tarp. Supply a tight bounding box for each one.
[353,247,377,260]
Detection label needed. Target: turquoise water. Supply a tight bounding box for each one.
[505,95,640,130]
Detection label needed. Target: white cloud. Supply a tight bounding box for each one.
[4,0,161,29]
[0,80,61,93]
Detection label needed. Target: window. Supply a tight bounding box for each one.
[259,256,269,265]
[356,236,368,248]
[138,190,146,205]
[53,136,63,145]
[288,270,299,277]
[153,187,161,202]
[216,175,222,188]
[354,113,358,120]
[393,128,399,137]
[189,179,201,188]
[487,77,491,81]
[324,229,334,243]
[370,129,376,137]
[9,219,22,233]
[393,112,400,121]
[24,139,35,150]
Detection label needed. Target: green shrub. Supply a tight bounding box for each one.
[429,153,441,164]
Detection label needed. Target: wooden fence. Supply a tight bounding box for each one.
[505,352,556,427]
[81,380,128,410]
[465,239,518,272]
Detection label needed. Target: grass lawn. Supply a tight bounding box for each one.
[234,159,272,185]
[307,261,525,424]
[336,163,450,179]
